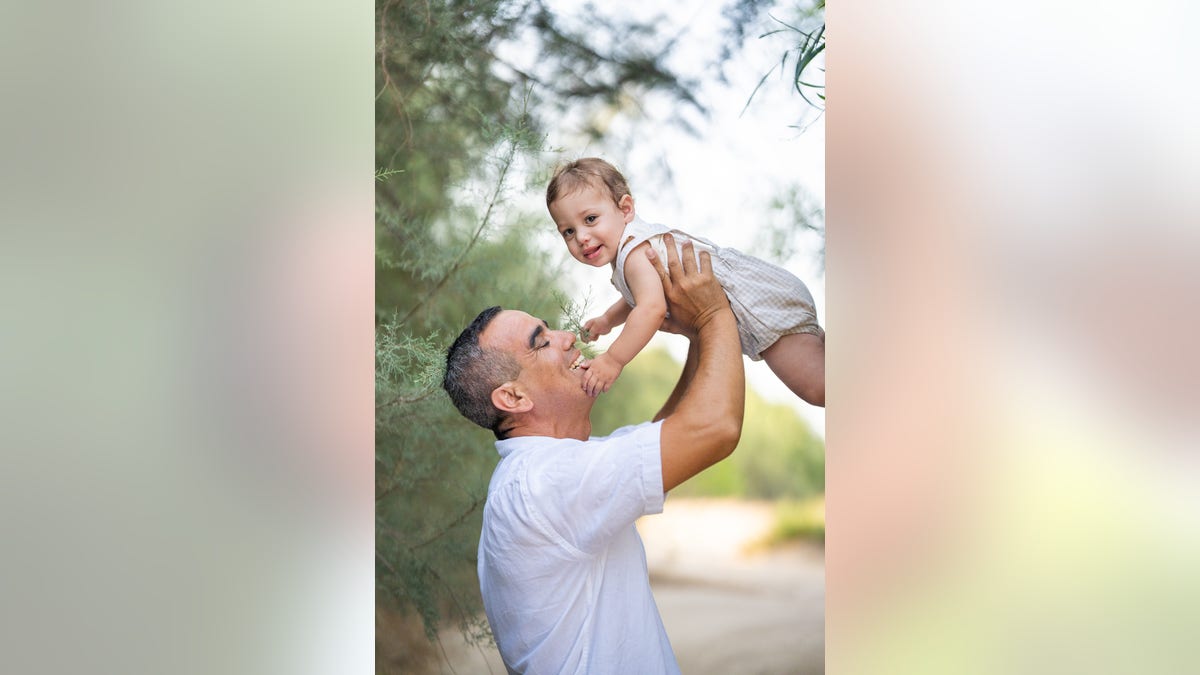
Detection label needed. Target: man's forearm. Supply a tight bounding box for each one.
[653,339,700,422]
[648,235,746,493]
[678,312,744,431]
[658,310,745,492]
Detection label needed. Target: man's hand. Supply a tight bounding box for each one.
[645,234,731,334]
[581,352,623,397]
[581,315,612,343]
[657,314,694,340]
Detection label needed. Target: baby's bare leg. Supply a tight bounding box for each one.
[762,332,825,407]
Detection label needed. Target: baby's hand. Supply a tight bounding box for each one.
[582,352,623,397]
[581,316,612,343]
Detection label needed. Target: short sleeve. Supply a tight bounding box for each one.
[525,421,664,556]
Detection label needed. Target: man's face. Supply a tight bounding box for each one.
[549,183,634,268]
[480,310,589,409]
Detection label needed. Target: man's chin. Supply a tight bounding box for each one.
[570,374,597,401]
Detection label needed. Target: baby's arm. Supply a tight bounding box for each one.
[608,245,668,364]
[582,242,668,396]
[582,299,632,343]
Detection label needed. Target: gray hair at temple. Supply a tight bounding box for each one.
[443,306,521,439]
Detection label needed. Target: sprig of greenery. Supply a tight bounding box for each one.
[375,167,405,181]
[556,289,600,359]
[375,321,444,411]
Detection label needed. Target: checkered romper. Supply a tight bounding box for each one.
[611,216,824,361]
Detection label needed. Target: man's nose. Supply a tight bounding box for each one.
[555,330,576,348]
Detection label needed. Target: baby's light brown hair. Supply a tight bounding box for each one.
[545,157,632,209]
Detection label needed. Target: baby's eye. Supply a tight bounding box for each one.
[561,228,574,239]
[585,215,597,224]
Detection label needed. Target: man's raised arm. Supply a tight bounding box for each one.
[652,341,697,423]
[646,234,745,493]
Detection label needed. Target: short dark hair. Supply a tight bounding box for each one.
[443,306,521,439]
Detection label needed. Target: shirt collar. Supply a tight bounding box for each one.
[495,437,520,459]
[495,434,579,459]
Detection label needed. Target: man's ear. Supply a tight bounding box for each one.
[491,382,533,415]
[619,194,635,223]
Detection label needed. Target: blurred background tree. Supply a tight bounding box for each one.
[375,0,825,671]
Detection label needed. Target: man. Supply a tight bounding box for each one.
[442,236,745,673]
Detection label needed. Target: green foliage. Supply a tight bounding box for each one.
[375,195,564,650]
[764,496,826,545]
[375,322,498,645]
[741,1,826,129]
[374,167,404,181]
[591,346,825,500]
[556,289,600,360]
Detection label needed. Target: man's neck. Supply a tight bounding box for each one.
[504,416,592,442]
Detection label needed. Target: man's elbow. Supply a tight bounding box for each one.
[709,418,743,460]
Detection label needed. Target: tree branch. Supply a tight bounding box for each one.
[376,387,438,410]
[410,497,484,551]
[395,136,519,327]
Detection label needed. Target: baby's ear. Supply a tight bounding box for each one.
[619,194,635,223]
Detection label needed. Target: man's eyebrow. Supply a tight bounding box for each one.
[527,319,550,350]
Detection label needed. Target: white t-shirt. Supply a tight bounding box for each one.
[478,420,679,675]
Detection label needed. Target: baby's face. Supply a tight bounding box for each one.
[549,184,634,268]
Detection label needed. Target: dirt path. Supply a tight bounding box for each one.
[641,499,825,675]
[435,498,825,674]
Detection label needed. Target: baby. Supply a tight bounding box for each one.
[548,157,825,406]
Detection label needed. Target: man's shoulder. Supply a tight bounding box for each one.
[490,435,579,486]
[491,423,661,489]
[498,421,659,449]
[491,421,662,494]
[592,420,661,442]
